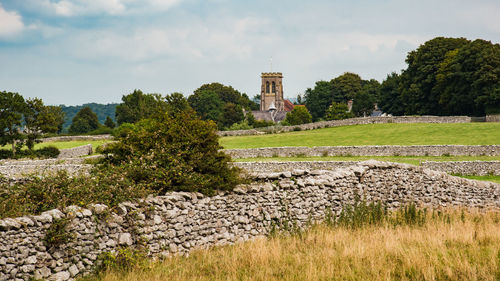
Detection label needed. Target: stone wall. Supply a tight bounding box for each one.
[421,161,500,176]
[233,161,500,176]
[224,145,500,158]
[41,135,113,143]
[218,116,472,136]
[57,145,93,159]
[0,161,498,281]
[486,115,500,122]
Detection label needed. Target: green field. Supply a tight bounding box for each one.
[458,175,500,183]
[36,140,110,150]
[234,155,500,166]
[220,123,500,149]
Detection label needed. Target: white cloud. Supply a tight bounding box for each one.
[0,4,25,37]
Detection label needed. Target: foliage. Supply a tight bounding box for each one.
[331,72,363,102]
[104,116,116,129]
[189,83,257,128]
[35,146,60,158]
[115,90,167,125]
[382,37,499,117]
[0,91,26,157]
[188,89,224,126]
[97,248,146,273]
[304,80,333,121]
[399,37,469,115]
[69,107,100,134]
[39,105,65,134]
[101,110,241,195]
[165,92,192,116]
[379,72,403,115]
[222,103,244,128]
[60,103,117,131]
[283,106,312,125]
[228,119,252,131]
[43,218,73,248]
[113,123,136,138]
[24,98,47,150]
[0,170,152,219]
[324,102,354,120]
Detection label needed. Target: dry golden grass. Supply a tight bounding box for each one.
[91,210,500,281]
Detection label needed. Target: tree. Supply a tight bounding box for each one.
[24,98,45,150]
[434,39,500,116]
[69,107,100,134]
[190,83,257,127]
[379,72,404,115]
[165,92,192,116]
[222,103,244,128]
[188,90,224,125]
[399,37,469,115]
[104,116,116,129]
[351,81,380,117]
[331,72,363,102]
[101,110,241,195]
[115,90,167,125]
[39,106,65,134]
[324,102,354,120]
[304,81,334,121]
[0,91,26,157]
[284,106,312,125]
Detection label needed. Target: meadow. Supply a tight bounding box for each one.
[84,209,500,281]
[220,123,500,149]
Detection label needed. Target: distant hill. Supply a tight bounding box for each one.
[60,103,118,131]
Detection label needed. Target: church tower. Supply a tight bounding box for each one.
[260,72,284,111]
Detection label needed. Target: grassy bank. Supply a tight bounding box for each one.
[85,209,500,281]
[458,175,500,183]
[220,123,500,149]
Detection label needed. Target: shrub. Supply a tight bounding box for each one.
[88,126,114,135]
[43,218,73,248]
[113,123,136,138]
[35,146,60,158]
[101,110,241,195]
[284,106,312,125]
[325,102,354,120]
[0,149,12,159]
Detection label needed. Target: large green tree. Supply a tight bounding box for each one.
[434,39,500,116]
[0,91,26,156]
[69,107,100,134]
[331,72,363,102]
[379,72,404,115]
[39,105,65,134]
[189,83,253,128]
[115,90,167,125]
[324,102,354,120]
[304,81,334,121]
[23,98,45,150]
[399,37,469,115]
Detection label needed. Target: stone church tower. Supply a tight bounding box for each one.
[260,72,284,111]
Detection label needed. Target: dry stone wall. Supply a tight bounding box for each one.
[218,116,472,136]
[0,161,498,281]
[234,161,500,176]
[224,145,500,158]
[57,145,93,159]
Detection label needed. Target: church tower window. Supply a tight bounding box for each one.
[266,81,270,93]
[272,81,276,93]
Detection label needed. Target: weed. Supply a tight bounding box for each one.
[43,218,73,248]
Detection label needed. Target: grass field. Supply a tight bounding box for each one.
[220,123,500,149]
[85,210,500,281]
[458,175,500,183]
[1,140,110,150]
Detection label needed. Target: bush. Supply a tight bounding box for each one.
[35,146,60,158]
[101,110,242,195]
[88,126,114,135]
[283,106,312,125]
[0,149,13,159]
[113,123,136,138]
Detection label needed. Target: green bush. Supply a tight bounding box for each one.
[35,146,60,158]
[101,110,241,195]
[88,126,114,135]
[43,218,73,248]
[112,123,136,138]
[283,106,312,125]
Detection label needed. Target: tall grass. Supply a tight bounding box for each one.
[85,207,500,281]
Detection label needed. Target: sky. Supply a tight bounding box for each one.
[0,0,499,105]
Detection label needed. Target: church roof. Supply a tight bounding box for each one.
[283,99,295,112]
